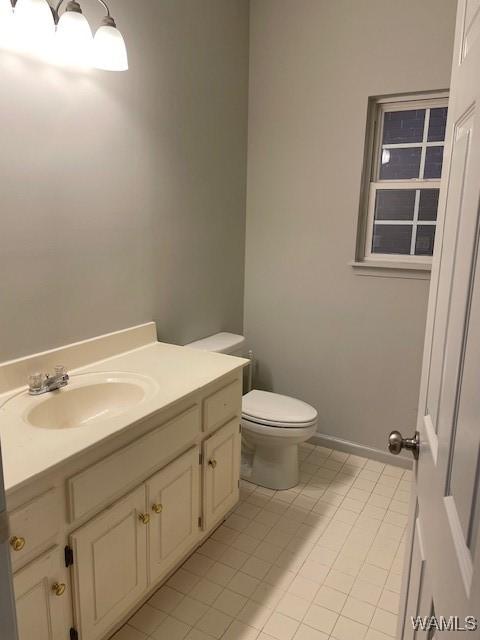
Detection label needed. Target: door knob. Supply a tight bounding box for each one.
[388,430,419,459]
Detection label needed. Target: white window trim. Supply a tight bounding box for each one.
[353,91,448,276]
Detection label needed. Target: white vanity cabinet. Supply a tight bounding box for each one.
[147,447,200,584]
[8,369,244,640]
[203,419,241,530]
[14,547,71,640]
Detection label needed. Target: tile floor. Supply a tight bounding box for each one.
[112,443,411,640]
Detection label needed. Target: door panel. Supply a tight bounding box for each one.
[400,0,480,636]
[203,419,241,530]
[147,447,200,584]
[14,547,70,640]
[70,486,147,640]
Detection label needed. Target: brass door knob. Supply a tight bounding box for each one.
[138,513,150,525]
[10,536,25,552]
[208,459,217,469]
[152,504,163,514]
[52,582,66,597]
[388,430,420,460]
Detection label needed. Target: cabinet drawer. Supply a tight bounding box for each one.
[68,405,201,522]
[204,380,241,432]
[9,489,60,566]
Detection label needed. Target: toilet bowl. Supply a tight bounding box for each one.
[241,390,318,490]
[185,333,319,491]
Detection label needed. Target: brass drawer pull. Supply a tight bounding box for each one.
[52,582,66,597]
[10,536,25,552]
[152,504,163,514]
[208,459,217,469]
[138,513,150,525]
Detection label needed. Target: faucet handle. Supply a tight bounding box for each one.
[28,373,45,393]
[54,365,68,379]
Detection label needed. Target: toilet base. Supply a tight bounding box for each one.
[250,442,299,490]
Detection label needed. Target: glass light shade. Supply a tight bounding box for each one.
[93,24,128,71]
[0,0,12,18]
[12,0,55,56]
[55,9,93,67]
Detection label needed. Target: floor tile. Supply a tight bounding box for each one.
[275,592,310,620]
[195,608,233,638]
[152,615,191,640]
[172,596,209,625]
[331,615,368,640]
[128,604,167,635]
[263,612,300,640]
[313,585,347,612]
[111,625,148,640]
[148,586,185,613]
[222,620,260,640]
[303,603,338,634]
[213,588,247,617]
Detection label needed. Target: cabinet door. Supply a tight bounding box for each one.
[14,547,71,640]
[203,419,241,530]
[70,486,147,640]
[147,447,200,584]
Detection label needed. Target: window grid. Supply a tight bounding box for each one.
[363,95,448,264]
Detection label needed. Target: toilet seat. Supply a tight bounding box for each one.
[242,390,318,429]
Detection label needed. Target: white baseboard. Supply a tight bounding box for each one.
[309,433,413,470]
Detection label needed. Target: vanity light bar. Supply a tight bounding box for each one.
[0,0,128,71]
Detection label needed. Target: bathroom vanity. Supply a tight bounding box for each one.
[0,323,247,640]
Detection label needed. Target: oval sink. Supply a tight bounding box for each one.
[3,372,158,430]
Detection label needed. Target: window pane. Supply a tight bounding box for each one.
[415,224,436,256]
[418,189,439,221]
[380,147,422,180]
[424,146,444,179]
[382,109,425,144]
[375,189,416,220]
[372,224,412,254]
[428,107,448,142]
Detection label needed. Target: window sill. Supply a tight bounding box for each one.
[350,260,431,280]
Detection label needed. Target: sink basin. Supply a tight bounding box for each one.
[3,372,158,430]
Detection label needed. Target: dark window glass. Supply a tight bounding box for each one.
[380,147,422,180]
[372,224,412,254]
[424,146,444,179]
[382,109,425,144]
[428,107,448,142]
[418,189,439,221]
[374,190,416,221]
[415,225,436,256]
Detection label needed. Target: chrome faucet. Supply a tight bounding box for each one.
[28,366,69,395]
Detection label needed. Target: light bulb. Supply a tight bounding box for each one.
[93,18,128,71]
[55,4,93,68]
[12,0,55,56]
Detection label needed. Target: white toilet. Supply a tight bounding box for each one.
[186,333,318,490]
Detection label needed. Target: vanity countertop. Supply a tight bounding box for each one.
[0,336,247,494]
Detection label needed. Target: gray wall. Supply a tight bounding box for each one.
[0,0,249,362]
[244,0,456,451]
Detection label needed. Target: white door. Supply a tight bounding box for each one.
[14,547,70,640]
[396,1,480,636]
[203,419,241,530]
[70,486,148,640]
[147,447,200,584]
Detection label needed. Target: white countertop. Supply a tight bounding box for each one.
[0,341,247,493]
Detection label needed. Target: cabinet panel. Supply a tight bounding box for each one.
[70,486,147,640]
[147,447,200,584]
[203,419,241,530]
[14,547,70,640]
[68,405,200,522]
[9,489,60,569]
[203,380,241,433]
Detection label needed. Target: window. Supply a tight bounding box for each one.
[359,94,448,268]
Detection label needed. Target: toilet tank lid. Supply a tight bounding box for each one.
[185,332,246,354]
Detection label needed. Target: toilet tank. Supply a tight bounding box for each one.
[185,332,246,356]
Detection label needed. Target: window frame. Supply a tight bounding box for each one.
[356,92,449,271]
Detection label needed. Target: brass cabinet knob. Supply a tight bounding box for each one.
[152,503,163,514]
[138,513,150,525]
[52,582,66,597]
[10,536,26,552]
[208,459,217,469]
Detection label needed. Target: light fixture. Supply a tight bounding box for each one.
[55,0,92,67]
[93,14,127,71]
[0,0,128,71]
[12,0,55,56]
